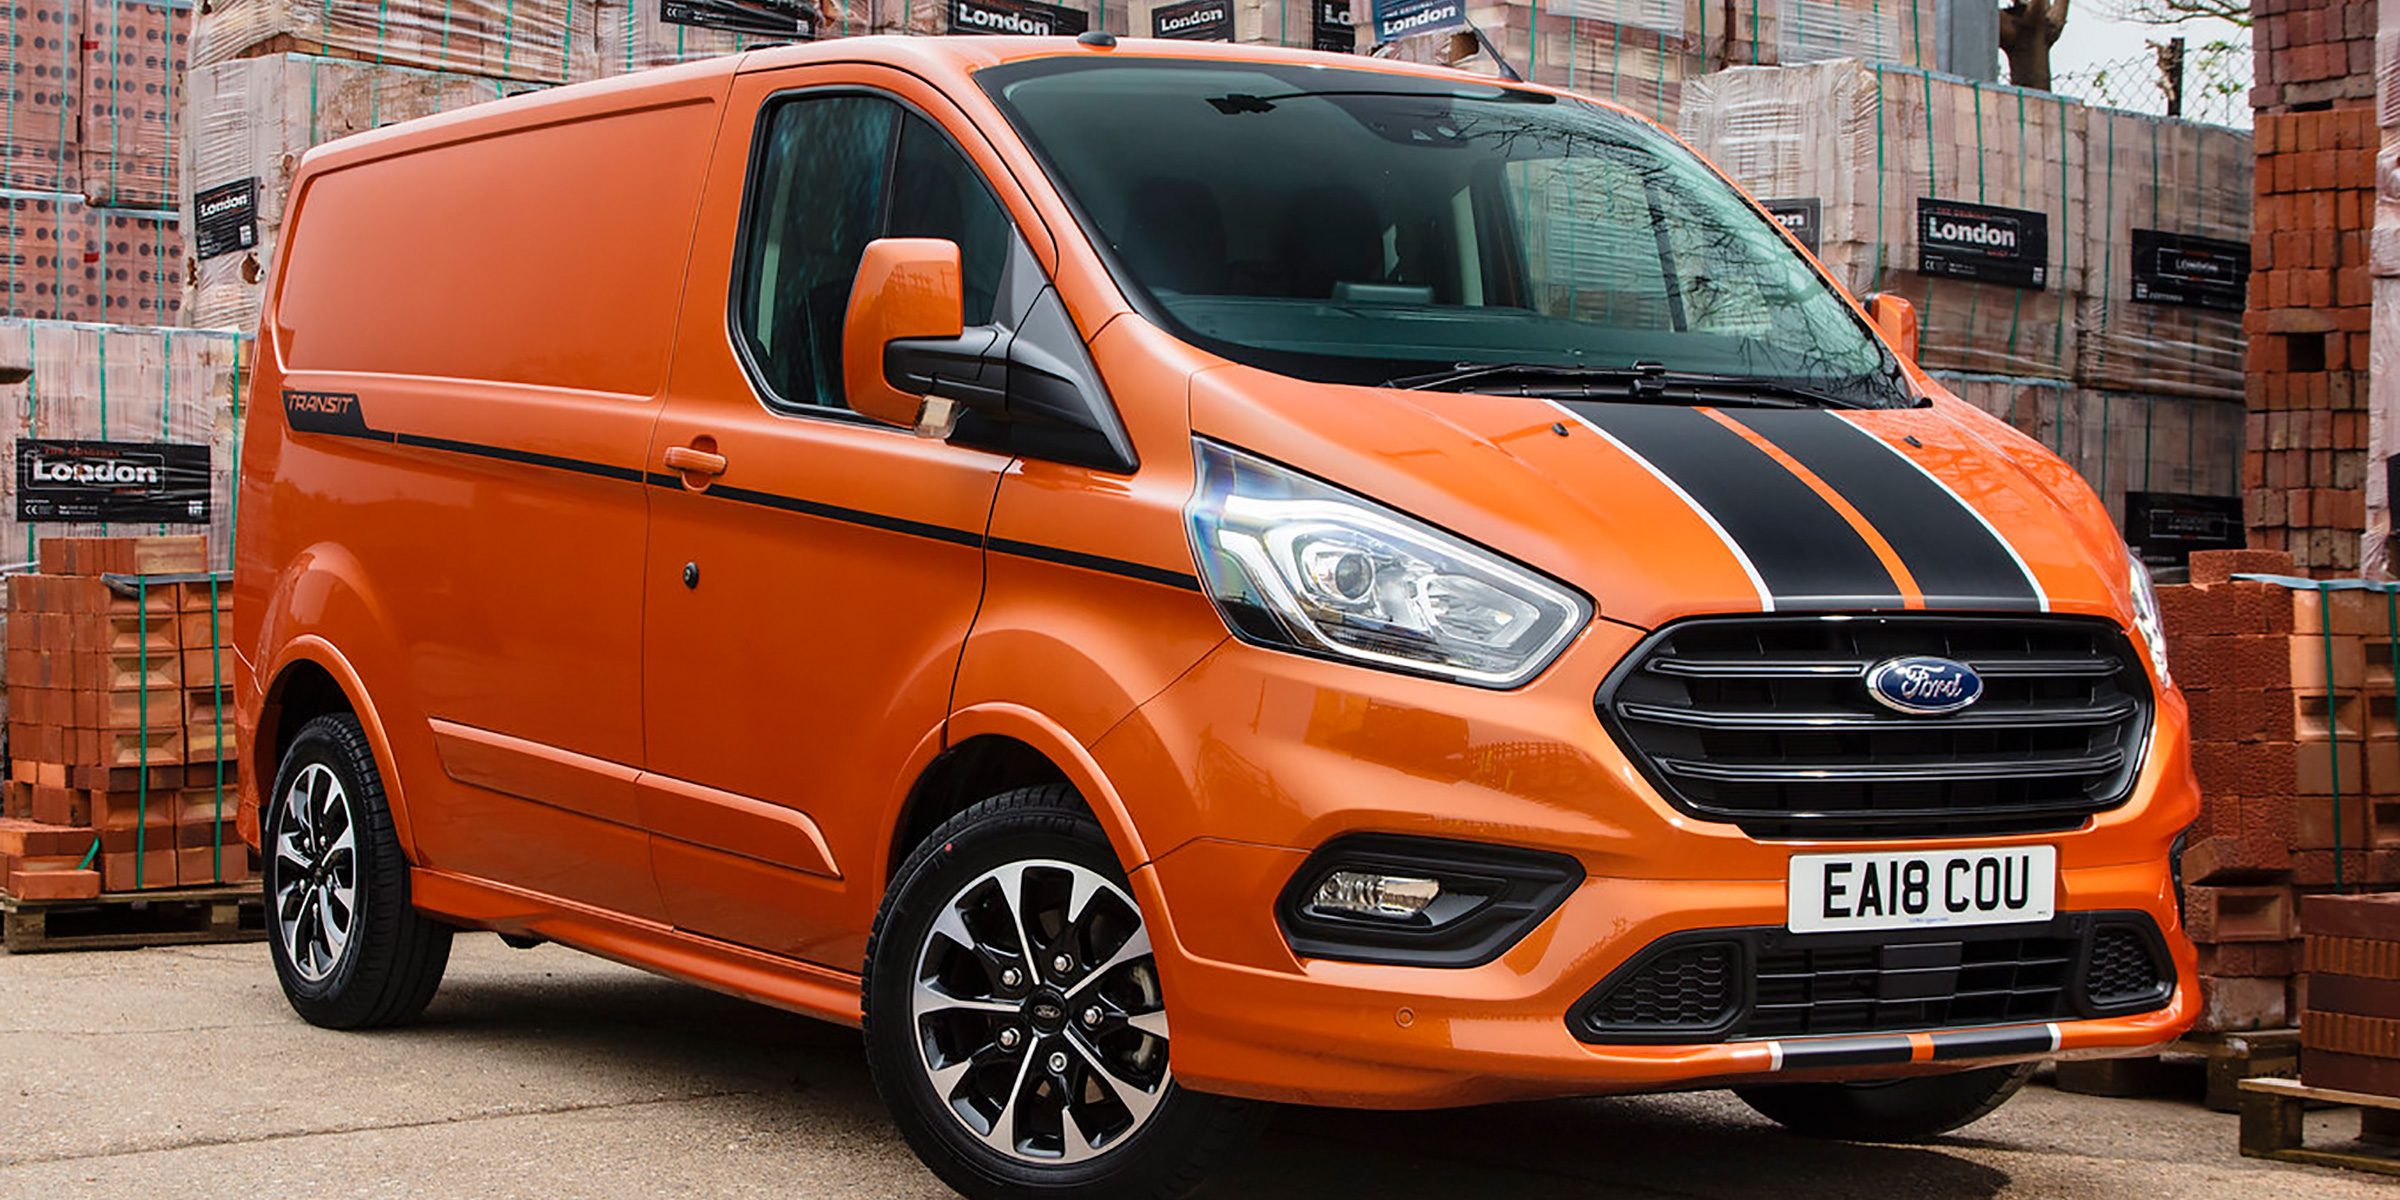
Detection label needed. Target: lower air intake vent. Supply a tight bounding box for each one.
[1573,913,2173,1044]
[2085,922,2172,1012]
[1589,941,1741,1034]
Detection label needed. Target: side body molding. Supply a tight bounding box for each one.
[429,719,839,878]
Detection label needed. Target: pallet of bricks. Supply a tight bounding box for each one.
[2235,891,2400,1173]
[1697,0,1933,71]
[2158,549,2400,1041]
[1379,0,1695,125]
[0,535,249,950]
[177,0,925,332]
[1,0,186,326]
[2371,0,2400,578]
[1128,0,1359,51]
[1679,59,2084,380]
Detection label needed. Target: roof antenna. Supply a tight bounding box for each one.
[1078,29,1116,48]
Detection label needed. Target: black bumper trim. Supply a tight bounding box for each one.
[1778,1035,1915,1070]
[1929,1024,2059,1061]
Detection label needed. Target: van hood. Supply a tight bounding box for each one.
[1188,365,2132,631]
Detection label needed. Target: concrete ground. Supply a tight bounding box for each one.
[0,936,2387,1199]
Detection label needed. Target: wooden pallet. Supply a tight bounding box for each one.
[2240,1077,2400,1177]
[0,883,263,953]
[2053,1029,2301,1112]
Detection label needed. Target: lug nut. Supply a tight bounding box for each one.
[1082,1006,1103,1028]
[1052,953,1074,975]
[998,1028,1022,1050]
[1047,1051,1070,1073]
[1000,967,1023,988]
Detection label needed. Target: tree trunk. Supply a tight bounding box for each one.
[1998,0,2072,92]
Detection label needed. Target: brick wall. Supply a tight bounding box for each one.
[2252,0,2381,575]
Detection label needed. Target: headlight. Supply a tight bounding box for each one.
[2126,549,2171,685]
[1184,441,1590,687]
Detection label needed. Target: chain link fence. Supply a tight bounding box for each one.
[2054,38,2253,128]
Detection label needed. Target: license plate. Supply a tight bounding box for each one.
[1787,846,2057,934]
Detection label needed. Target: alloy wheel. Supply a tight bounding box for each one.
[910,859,1172,1165]
[272,761,360,983]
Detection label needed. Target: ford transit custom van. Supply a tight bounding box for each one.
[234,34,2198,1200]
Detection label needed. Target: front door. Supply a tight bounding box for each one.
[639,70,1032,965]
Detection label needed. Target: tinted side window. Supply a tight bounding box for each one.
[887,117,1012,326]
[735,95,897,409]
[735,96,1017,411]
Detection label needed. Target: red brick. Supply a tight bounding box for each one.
[2185,884,2299,943]
[4,867,99,901]
[2191,548,2298,585]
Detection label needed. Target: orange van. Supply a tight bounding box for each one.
[233,33,2198,1198]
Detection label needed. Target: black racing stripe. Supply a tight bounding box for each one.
[645,470,1200,590]
[393,431,645,483]
[686,478,987,549]
[1930,1026,2055,1061]
[290,389,1200,592]
[1779,1035,1916,1070]
[1560,402,1902,610]
[1729,410,2041,611]
[988,537,1202,592]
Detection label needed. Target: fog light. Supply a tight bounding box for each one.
[1312,870,1441,920]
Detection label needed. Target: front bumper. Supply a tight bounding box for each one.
[1095,635,2202,1109]
[1133,842,2193,1108]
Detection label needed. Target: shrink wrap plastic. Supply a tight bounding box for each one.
[0,0,81,192]
[2078,107,2251,403]
[1681,60,2085,378]
[1934,372,2243,528]
[80,0,192,207]
[188,0,573,83]
[178,53,533,330]
[0,319,246,570]
[2,189,179,323]
[1701,0,1932,71]
[1125,0,1357,49]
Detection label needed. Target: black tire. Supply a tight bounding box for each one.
[262,712,452,1029]
[864,785,1263,1200]
[1734,1061,2036,1142]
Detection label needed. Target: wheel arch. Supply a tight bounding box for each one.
[255,636,420,858]
[881,704,1156,897]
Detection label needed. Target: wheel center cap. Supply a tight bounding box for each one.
[1025,988,1069,1035]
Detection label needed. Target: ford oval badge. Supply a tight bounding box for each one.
[1865,656,1984,715]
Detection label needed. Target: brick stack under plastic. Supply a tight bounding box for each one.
[0,535,247,902]
[2162,547,2400,1031]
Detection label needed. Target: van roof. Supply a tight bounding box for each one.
[290,36,1614,180]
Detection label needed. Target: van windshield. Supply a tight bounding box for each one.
[979,57,1913,408]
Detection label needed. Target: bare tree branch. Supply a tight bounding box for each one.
[2113,0,2250,30]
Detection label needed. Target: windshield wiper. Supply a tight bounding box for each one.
[1384,361,1863,408]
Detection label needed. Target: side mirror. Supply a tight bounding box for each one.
[1863,292,1919,364]
[843,238,969,433]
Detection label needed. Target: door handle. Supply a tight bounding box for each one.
[662,444,728,479]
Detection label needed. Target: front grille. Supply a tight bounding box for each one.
[1598,615,2153,839]
[1749,931,2074,1038]
[1572,913,2173,1044]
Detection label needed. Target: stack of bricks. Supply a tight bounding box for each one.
[2163,548,2400,1031]
[2254,0,2380,113]
[0,534,247,902]
[2248,0,2378,575]
[2300,891,2400,1095]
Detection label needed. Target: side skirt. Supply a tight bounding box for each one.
[410,868,864,1028]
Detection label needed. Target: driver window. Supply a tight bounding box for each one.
[734,95,1013,412]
